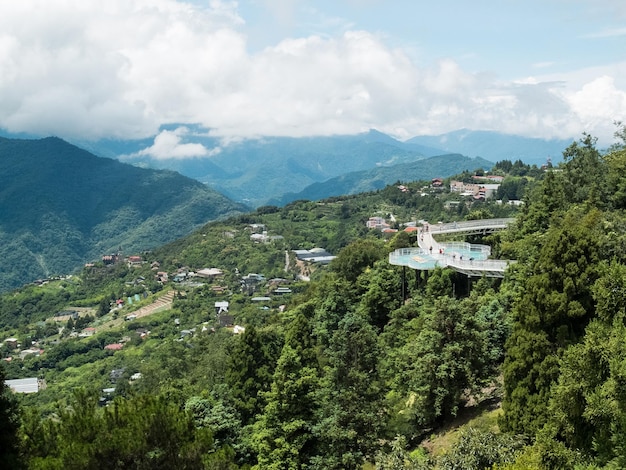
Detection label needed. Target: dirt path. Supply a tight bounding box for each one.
[126,291,176,319]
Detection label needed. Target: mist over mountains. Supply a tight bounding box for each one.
[80,127,570,206]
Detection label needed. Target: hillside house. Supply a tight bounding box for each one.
[445,200,462,210]
[127,256,143,267]
[215,301,229,314]
[366,216,391,230]
[251,231,269,243]
[248,223,266,233]
[3,338,18,349]
[102,254,119,265]
[273,287,292,295]
[110,368,125,382]
[196,268,224,280]
[20,348,42,360]
[250,231,284,243]
[79,327,96,338]
[242,273,265,294]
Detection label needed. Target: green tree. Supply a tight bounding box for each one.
[546,261,626,466]
[312,312,386,469]
[375,435,430,470]
[436,427,524,470]
[358,261,403,330]
[393,296,489,430]
[330,239,386,283]
[311,275,355,348]
[24,391,219,469]
[253,313,320,469]
[185,392,242,453]
[501,208,603,436]
[226,326,278,426]
[561,134,608,207]
[0,363,22,469]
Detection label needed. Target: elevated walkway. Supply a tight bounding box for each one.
[389,218,516,278]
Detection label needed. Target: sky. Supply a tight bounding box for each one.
[0,0,624,157]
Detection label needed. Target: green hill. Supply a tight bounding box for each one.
[274,153,493,205]
[0,136,247,291]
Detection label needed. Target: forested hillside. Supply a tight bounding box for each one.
[0,137,248,292]
[273,153,493,205]
[1,126,626,469]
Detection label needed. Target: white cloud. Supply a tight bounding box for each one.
[0,0,623,148]
[134,127,221,159]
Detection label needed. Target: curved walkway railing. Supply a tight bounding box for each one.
[425,218,515,234]
[390,218,516,278]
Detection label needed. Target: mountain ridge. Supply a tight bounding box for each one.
[81,127,572,205]
[0,136,248,291]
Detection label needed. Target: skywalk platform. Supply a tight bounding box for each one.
[388,218,516,278]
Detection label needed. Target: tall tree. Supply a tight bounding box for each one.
[501,208,604,436]
[253,313,320,469]
[358,261,403,330]
[329,239,386,284]
[561,133,608,207]
[312,312,385,469]
[546,261,626,466]
[226,326,278,426]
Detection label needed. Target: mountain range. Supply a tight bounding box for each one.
[0,128,574,290]
[0,137,247,292]
[80,128,571,206]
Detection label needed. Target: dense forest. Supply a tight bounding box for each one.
[1,126,626,469]
[0,136,248,292]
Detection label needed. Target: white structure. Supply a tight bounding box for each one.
[6,377,40,393]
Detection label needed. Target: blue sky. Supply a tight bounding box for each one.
[237,0,626,79]
[0,0,623,157]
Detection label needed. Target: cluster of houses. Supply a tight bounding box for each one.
[449,180,501,200]
[2,337,44,362]
[364,176,506,233]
